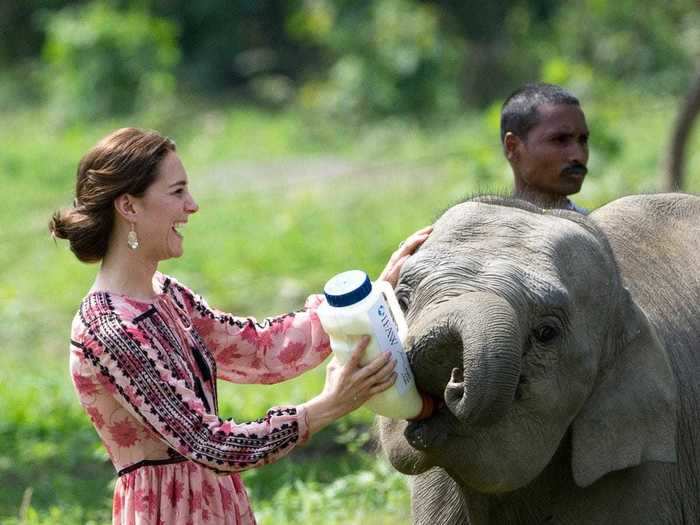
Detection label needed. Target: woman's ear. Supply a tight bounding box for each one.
[114,194,138,222]
[571,287,678,487]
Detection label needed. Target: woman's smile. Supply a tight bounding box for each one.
[172,221,186,239]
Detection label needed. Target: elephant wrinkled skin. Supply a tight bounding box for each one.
[378,193,700,524]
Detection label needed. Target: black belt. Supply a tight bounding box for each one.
[117,456,189,477]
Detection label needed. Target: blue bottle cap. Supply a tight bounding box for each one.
[324,270,372,307]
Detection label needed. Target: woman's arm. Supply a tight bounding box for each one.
[161,223,431,385]
[82,312,318,473]
[166,277,331,385]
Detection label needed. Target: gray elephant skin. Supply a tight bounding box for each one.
[378,193,700,524]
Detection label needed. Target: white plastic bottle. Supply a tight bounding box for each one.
[317,270,433,420]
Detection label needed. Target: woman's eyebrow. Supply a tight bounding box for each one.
[169,180,187,188]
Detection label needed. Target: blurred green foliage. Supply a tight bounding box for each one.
[147,0,310,97]
[550,0,700,90]
[292,0,462,119]
[1,0,700,523]
[42,1,179,121]
[1,0,699,120]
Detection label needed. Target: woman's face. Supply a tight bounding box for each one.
[134,151,199,261]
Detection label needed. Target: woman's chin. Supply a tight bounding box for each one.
[167,237,185,259]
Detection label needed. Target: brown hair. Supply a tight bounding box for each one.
[49,127,176,263]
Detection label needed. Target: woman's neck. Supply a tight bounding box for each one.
[93,237,160,301]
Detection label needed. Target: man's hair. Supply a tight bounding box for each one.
[500,83,580,143]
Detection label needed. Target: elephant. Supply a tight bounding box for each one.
[378,193,700,524]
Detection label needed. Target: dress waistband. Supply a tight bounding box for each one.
[118,456,189,477]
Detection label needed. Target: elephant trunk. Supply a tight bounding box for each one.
[410,293,523,426]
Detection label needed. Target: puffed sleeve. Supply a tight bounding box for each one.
[167,277,332,385]
[84,312,312,473]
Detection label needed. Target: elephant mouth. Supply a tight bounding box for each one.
[404,395,466,451]
[379,398,470,476]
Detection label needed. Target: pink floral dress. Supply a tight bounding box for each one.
[69,273,331,524]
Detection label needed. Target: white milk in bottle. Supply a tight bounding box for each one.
[317,270,433,420]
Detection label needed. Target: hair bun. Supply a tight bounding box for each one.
[49,208,72,240]
[48,205,110,263]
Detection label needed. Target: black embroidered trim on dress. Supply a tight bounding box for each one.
[194,376,211,413]
[75,278,308,473]
[79,292,115,326]
[117,456,189,477]
[133,307,157,323]
[170,277,299,330]
[192,345,212,382]
[84,313,302,470]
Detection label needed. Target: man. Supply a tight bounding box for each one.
[500,83,590,213]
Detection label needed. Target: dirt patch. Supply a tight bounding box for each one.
[201,156,444,194]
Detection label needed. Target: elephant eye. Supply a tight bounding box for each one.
[395,289,410,312]
[532,323,560,344]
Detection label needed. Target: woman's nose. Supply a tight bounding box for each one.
[186,193,199,214]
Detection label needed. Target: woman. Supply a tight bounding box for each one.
[49,128,430,525]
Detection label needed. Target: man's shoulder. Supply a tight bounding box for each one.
[564,199,588,214]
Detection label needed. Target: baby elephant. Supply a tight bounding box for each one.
[379,193,700,524]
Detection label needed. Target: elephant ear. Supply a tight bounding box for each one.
[571,288,678,487]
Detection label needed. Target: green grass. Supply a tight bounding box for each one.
[1,90,699,523]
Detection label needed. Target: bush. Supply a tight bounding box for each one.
[546,0,700,93]
[292,0,462,121]
[41,1,179,122]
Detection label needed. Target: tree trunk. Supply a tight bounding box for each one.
[664,66,700,191]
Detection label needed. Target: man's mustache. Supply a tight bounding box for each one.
[561,163,588,176]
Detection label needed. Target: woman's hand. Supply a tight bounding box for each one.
[301,336,396,435]
[378,225,433,288]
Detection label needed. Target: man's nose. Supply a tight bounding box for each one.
[569,141,588,165]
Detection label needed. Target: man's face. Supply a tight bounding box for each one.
[506,103,589,197]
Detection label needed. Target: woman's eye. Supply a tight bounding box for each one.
[532,324,560,344]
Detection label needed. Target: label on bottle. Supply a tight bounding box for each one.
[367,295,414,395]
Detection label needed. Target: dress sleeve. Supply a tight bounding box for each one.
[84,312,313,473]
[170,278,332,385]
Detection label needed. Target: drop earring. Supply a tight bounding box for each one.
[127,223,139,250]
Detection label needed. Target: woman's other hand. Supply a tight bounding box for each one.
[301,336,396,435]
[378,225,432,288]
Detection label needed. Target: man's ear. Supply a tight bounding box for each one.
[503,132,521,162]
[114,194,138,222]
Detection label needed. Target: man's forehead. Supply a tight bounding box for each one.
[532,103,588,132]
